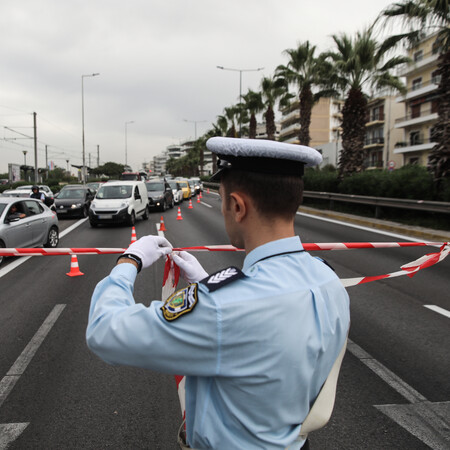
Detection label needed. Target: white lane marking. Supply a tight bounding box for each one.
[0,423,29,448]
[423,305,450,319]
[156,223,164,237]
[0,218,88,279]
[200,201,212,208]
[297,212,440,246]
[59,217,88,238]
[347,339,426,404]
[347,339,450,447]
[0,304,66,409]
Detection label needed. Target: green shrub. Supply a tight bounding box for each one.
[304,168,339,192]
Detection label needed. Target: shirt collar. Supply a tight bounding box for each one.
[243,236,304,271]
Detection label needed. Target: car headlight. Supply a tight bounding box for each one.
[71,203,82,209]
[91,202,96,209]
[120,202,128,208]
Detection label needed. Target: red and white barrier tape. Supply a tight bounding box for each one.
[0,241,445,256]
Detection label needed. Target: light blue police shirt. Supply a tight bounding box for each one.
[87,236,350,449]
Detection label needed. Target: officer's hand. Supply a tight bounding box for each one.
[172,251,208,283]
[124,235,172,269]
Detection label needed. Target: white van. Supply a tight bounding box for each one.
[88,181,149,227]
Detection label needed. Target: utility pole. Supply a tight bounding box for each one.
[33,112,38,183]
[89,153,91,168]
[45,145,48,180]
[97,145,100,167]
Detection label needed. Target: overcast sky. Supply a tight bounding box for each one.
[0,0,398,176]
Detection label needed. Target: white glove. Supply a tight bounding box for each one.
[124,235,172,269]
[172,251,208,283]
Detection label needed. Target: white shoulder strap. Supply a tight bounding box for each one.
[299,338,348,438]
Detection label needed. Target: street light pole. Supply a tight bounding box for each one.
[216,65,264,137]
[183,119,207,140]
[23,150,27,166]
[81,73,100,185]
[125,121,134,167]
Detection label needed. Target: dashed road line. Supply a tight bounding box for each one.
[0,304,66,448]
[424,305,450,319]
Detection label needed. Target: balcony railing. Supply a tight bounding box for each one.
[395,107,438,123]
[364,137,384,146]
[363,159,384,169]
[395,137,437,147]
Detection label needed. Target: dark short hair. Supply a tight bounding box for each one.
[221,169,304,220]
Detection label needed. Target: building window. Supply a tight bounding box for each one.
[413,50,423,62]
[409,131,422,145]
[432,40,442,55]
[412,78,422,90]
[431,99,439,114]
[431,70,441,85]
[411,104,421,118]
[408,157,419,165]
[430,126,439,141]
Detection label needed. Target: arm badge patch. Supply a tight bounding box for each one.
[200,266,245,292]
[161,283,198,321]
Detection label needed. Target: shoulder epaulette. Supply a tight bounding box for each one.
[200,266,245,292]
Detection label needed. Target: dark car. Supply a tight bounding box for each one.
[146,179,174,212]
[54,187,95,218]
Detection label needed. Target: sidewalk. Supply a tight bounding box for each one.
[299,206,450,242]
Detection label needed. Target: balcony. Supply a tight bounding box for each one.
[394,137,437,154]
[364,137,385,149]
[397,50,439,77]
[364,158,384,169]
[279,122,300,138]
[397,78,439,102]
[395,108,438,128]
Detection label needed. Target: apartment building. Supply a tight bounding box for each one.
[394,33,441,166]
[279,97,343,146]
[364,95,404,169]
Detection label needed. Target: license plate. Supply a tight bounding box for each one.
[98,214,113,219]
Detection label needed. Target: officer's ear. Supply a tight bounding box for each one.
[229,191,247,223]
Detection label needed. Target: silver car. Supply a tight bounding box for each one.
[0,197,59,266]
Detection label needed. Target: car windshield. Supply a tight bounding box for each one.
[97,185,132,199]
[146,182,164,191]
[168,181,178,189]
[57,189,84,199]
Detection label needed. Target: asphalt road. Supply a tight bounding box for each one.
[0,191,449,449]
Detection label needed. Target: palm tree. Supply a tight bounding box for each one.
[275,41,337,146]
[224,106,240,138]
[260,76,285,140]
[325,29,408,177]
[242,90,264,139]
[378,0,450,186]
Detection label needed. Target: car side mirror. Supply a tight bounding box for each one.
[7,217,20,223]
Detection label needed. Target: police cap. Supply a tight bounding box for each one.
[207,137,322,181]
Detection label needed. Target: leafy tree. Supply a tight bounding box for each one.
[275,41,337,146]
[378,0,450,186]
[90,162,125,178]
[324,29,408,177]
[224,106,239,137]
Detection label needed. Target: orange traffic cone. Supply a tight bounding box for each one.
[176,207,183,221]
[207,188,210,194]
[160,216,167,232]
[66,255,84,277]
[197,195,201,203]
[188,199,193,209]
[130,226,137,245]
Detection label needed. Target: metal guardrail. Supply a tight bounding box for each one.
[303,191,450,215]
[203,182,450,217]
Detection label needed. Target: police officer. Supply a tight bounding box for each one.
[30,185,45,202]
[86,137,350,449]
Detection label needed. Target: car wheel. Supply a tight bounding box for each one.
[0,241,5,266]
[82,205,88,218]
[142,206,149,220]
[44,226,59,248]
[128,211,136,226]
[161,200,167,212]
[170,198,175,208]
[90,221,98,228]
